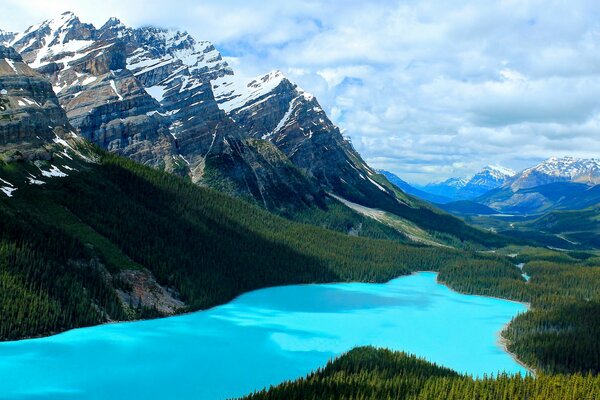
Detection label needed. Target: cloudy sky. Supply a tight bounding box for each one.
[3,0,600,183]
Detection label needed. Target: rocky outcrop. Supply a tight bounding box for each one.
[214,70,401,211]
[115,269,185,315]
[8,12,179,170]
[0,30,14,44]
[0,45,74,158]
[7,12,399,213]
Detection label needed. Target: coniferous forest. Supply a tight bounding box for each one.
[1,151,600,397]
[0,151,473,340]
[242,347,600,400]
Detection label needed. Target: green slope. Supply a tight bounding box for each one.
[242,347,600,400]
[0,147,475,340]
[329,169,510,248]
[3,148,599,376]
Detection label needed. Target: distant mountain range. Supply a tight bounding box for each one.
[383,157,600,217]
[420,165,516,202]
[377,170,452,204]
[478,157,600,214]
[506,156,600,191]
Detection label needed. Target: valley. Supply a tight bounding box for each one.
[0,8,599,400]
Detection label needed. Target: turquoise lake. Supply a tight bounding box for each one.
[0,272,528,400]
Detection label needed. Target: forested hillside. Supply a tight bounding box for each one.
[2,150,599,377]
[241,347,600,400]
[0,149,481,341]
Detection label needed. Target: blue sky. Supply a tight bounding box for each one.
[3,0,600,183]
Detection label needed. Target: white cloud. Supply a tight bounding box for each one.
[2,0,600,183]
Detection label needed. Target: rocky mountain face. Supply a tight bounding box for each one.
[0,44,75,160]
[212,69,404,211]
[4,12,405,214]
[505,157,600,191]
[0,30,14,44]
[475,158,600,215]
[6,12,325,211]
[7,12,178,170]
[2,12,504,247]
[421,165,515,201]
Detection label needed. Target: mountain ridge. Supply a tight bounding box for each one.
[419,165,515,201]
[1,11,505,247]
[505,156,600,191]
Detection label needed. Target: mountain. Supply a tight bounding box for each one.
[475,157,600,214]
[421,165,515,201]
[6,12,324,212]
[465,165,516,195]
[478,181,600,215]
[506,156,600,191]
[3,12,505,247]
[0,44,79,159]
[0,30,14,44]
[4,12,396,213]
[378,170,452,204]
[422,177,468,200]
[0,45,487,341]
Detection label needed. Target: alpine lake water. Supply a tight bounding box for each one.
[0,272,528,400]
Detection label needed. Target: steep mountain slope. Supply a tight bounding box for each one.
[210,68,505,246]
[8,12,179,170]
[422,165,515,201]
[0,45,73,153]
[507,156,600,191]
[4,12,507,247]
[212,70,406,210]
[379,169,452,204]
[6,12,324,212]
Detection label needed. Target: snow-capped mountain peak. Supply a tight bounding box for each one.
[506,156,600,190]
[9,11,97,68]
[212,69,292,113]
[482,165,516,178]
[422,164,515,200]
[532,156,600,177]
[445,177,470,188]
[101,17,124,30]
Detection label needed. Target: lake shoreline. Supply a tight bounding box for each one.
[6,269,534,380]
[0,271,531,399]
[430,271,533,376]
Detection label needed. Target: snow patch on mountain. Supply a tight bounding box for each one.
[10,12,94,68]
[213,70,288,113]
[484,165,516,178]
[508,156,600,190]
[531,156,600,178]
[422,165,515,200]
